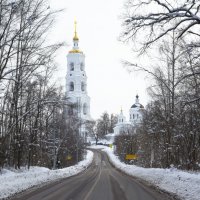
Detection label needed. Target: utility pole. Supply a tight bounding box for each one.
[52,106,57,170]
[76,97,81,163]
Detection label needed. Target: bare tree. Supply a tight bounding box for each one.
[121,0,200,51]
[0,0,72,170]
[118,0,200,171]
[125,34,200,170]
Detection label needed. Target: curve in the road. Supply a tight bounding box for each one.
[11,149,177,200]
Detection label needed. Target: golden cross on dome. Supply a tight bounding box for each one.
[74,20,77,33]
[73,20,79,40]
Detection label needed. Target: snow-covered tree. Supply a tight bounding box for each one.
[121,0,200,51]
[0,0,82,170]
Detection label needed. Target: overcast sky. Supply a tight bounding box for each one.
[49,0,150,119]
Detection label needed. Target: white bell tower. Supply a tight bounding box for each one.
[66,21,91,124]
[118,108,126,124]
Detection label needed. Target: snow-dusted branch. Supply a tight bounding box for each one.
[123,60,173,94]
[122,0,200,51]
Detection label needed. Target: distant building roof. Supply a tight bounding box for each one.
[130,95,144,109]
[131,104,144,109]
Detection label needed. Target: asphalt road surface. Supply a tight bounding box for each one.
[12,149,177,200]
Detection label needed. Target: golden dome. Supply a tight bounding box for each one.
[69,49,83,54]
[68,21,83,54]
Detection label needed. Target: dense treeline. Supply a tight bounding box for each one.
[0,0,83,170]
[94,112,117,144]
[115,0,200,170]
[140,35,200,170]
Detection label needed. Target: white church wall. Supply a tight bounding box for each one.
[113,95,144,136]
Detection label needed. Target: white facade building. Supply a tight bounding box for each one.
[114,95,144,135]
[66,22,91,136]
[129,94,144,125]
[113,109,132,135]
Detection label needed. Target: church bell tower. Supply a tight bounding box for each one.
[66,21,91,124]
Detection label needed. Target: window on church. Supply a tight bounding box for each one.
[122,119,123,122]
[137,114,139,119]
[130,114,131,119]
[81,82,85,91]
[70,62,74,71]
[83,103,87,115]
[69,82,74,91]
[133,114,134,119]
[80,62,84,71]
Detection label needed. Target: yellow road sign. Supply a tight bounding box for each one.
[125,154,138,160]
[66,155,72,160]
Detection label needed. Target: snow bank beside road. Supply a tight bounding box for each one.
[91,145,200,200]
[0,150,93,199]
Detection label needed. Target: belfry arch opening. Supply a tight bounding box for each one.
[70,62,74,71]
[80,62,84,71]
[69,82,74,91]
[81,82,85,91]
[83,103,87,115]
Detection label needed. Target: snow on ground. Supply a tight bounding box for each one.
[0,150,93,199]
[90,145,200,200]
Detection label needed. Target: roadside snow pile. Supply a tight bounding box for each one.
[0,150,93,199]
[92,145,200,200]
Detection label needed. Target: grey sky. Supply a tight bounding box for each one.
[49,0,149,119]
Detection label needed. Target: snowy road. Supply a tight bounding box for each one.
[12,149,176,200]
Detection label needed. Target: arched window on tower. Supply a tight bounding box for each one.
[69,82,74,91]
[80,62,84,71]
[70,62,74,71]
[81,82,85,91]
[133,114,135,119]
[83,103,87,115]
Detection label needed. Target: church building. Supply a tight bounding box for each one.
[66,22,91,137]
[113,95,144,135]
